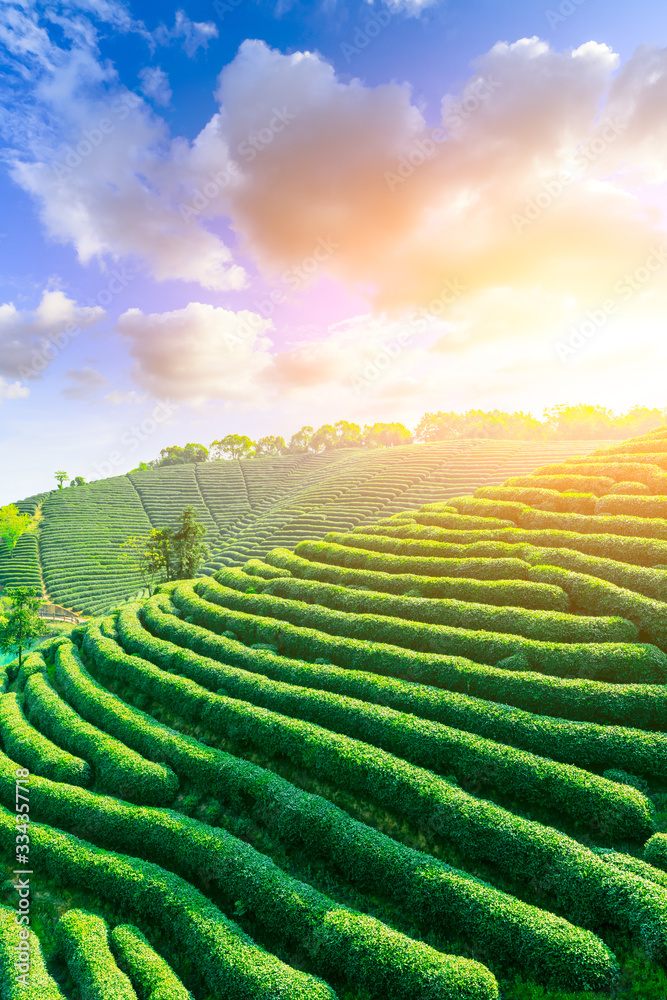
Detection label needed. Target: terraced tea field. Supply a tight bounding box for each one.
[1,438,611,614]
[4,425,667,997]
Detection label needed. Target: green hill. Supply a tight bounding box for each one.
[1,438,612,615]
[3,425,667,998]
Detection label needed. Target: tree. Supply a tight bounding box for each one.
[363,422,412,448]
[286,426,314,453]
[119,531,170,596]
[0,505,41,555]
[0,587,44,669]
[543,404,615,440]
[254,436,287,457]
[168,507,210,579]
[615,407,667,439]
[210,435,255,460]
[309,424,337,453]
[54,470,69,489]
[154,443,209,467]
[333,421,363,448]
[69,476,86,487]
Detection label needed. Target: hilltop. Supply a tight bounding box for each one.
[2,437,611,615]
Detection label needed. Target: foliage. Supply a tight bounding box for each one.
[154,443,209,467]
[167,507,210,580]
[120,531,169,595]
[415,409,544,442]
[0,586,43,667]
[210,434,254,460]
[254,435,287,456]
[0,503,41,554]
[24,668,178,803]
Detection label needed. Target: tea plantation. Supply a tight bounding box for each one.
[1,438,608,614]
[5,427,667,997]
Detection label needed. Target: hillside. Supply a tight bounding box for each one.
[1,437,613,614]
[4,424,667,998]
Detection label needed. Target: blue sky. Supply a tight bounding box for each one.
[1,0,666,502]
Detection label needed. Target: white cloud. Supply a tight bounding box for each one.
[104,389,146,405]
[374,0,440,14]
[114,302,274,404]
[3,1,243,291]
[185,36,667,345]
[0,289,104,379]
[61,366,110,400]
[153,11,218,58]
[0,377,29,404]
[138,66,172,107]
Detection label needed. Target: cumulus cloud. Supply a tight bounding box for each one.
[3,1,243,291]
[0,377,30,405]
[114,302,274,404]
[0,290,104,379]
[61,366,110,400]
[138,66,172,107]
[192,37,667,334]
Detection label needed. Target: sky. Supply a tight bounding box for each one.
[0,0,666,502]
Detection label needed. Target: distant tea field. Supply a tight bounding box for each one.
[1,438,612,614]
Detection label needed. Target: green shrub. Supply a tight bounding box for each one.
[502,475,616,495]
[645,834,667,872]
[79,626,667,967]
[0,807,332,1000]
[57,909,138,1000]
[115,601,654,837]
[74,627,621,990]
[242,558,292,579]
[198,575,662,684]
[309,534,535,576]
[0,748,499,1000]
[474,488,597,514]
[595,495,667,518]
[137,593,667,780]
[110,925,193,1000]
[355,513,667,568]
[23,670,178,804]
[446,497,667,545]
[266,547,570,610]
[170,582,667,731]
[595,849,667,890]
[15,651,49,692]
[0,904,66,999]
[0,692,91,786]
[255,572,635,645]
[526,565,667,649]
